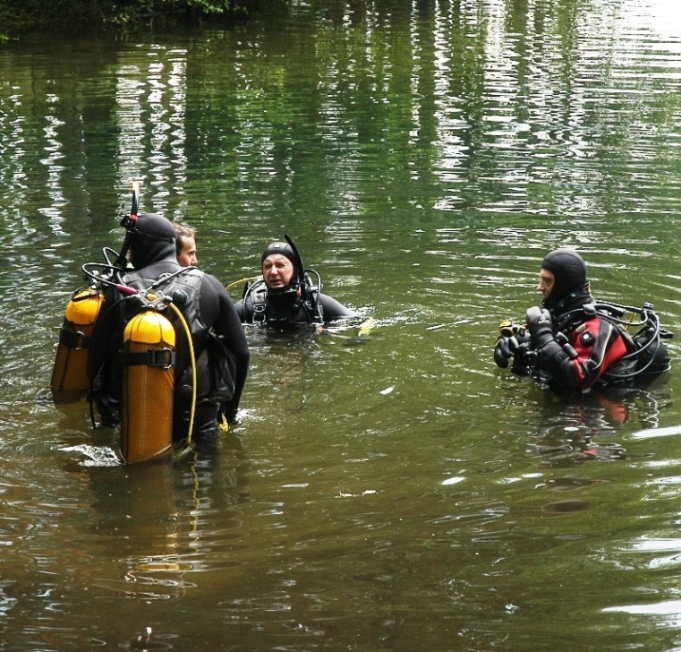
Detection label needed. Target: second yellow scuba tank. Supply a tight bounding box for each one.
[50,289,104,403]
[120,308,176,464]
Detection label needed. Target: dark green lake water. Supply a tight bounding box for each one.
[3,1,681,649]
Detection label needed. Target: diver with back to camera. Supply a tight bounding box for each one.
[87,211,249,457]
[233,235,356,328]
[494,248,672,393]
[50,183,249,463]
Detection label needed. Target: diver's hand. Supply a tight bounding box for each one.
[525,306,554,348]
[494,335,519,369]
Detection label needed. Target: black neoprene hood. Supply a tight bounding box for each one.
[541,248,588,305]
[134,213,176,242]
[261,242,297,270]
[129,212,177,269]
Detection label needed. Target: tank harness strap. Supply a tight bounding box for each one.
[118,348,176,369]
[58,327,90,350]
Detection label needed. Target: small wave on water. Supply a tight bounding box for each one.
[60,444,122,467]
[631,425,681,440]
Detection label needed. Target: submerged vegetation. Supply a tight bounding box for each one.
[0,0,266,38]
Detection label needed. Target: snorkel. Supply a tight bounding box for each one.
[284,234,306,289]
[81,181,142,293]
[285,234,324,324]
[113,180,140,271]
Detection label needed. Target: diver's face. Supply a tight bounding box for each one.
[537,268,555,300]
[177,236,197,267]
[263,254,295,289]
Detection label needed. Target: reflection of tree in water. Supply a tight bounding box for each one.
[528,382,671,468]
[84,432,251,601]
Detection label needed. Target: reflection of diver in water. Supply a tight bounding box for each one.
[79,432,251,599]
[525,383,669,467]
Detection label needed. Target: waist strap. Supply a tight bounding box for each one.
[118,348,176,369]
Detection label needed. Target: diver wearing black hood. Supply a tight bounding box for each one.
[539,248,591,315]
[233,236,355,327]
[89,212,250,441]
[494,248,671,393]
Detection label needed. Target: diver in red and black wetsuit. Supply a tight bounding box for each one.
[494,248,672,393]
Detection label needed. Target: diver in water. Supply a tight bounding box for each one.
[89,212,250,443]
[233,236,355,327]
[494,248,672,393]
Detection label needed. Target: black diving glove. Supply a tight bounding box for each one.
[494,321,532,369]
[525,306,555,348]
[494,335,517,368]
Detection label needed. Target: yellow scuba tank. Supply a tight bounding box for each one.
[50,289,104,403]
[120,309,175,464]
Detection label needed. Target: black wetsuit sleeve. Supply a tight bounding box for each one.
[319,293,355,321]
[533,338,580,392]
[232,298,246,322]
[201,275,250,419]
